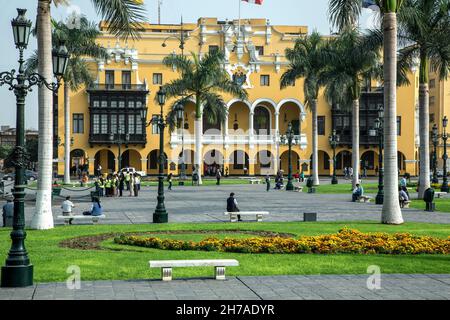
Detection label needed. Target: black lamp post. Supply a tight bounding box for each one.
[280,123,298,191]
[432,124,439,184]
[441,116,449,192]
[109,128,129,172]
[329,129,339,184]
[142,86,181,223]
[375,106,384,205]
[0,8,68,287]
[174,102,187,185]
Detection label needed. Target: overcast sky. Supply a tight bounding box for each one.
[0,0,375,129]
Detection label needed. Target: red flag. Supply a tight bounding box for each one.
[242,0,263,4]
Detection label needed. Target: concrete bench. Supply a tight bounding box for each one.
[224,211,269,222]
[249,179,262,184]
[401,200,412,208]
[56,214,106,225]
[357,195,373,203]
[293,184,303,192]
[435,192,447,198]
[149,259,239,281]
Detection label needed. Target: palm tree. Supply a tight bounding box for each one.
[397,0,450,200]
[322,28,381,190]
[162,52,248,184]
[329,0,405,224]
[32,0,146,230]
[26,17,108,185]
[280,31,328,186]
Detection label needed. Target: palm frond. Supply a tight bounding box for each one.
[328,0,362,32]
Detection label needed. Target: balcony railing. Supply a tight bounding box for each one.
[87,84,148,92]
[89,133,147,145]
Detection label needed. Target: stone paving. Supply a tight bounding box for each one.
[1,274,449,300]
[2,178,448,225]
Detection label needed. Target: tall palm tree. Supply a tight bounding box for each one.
[397,0,450,200]
[26,17,109,185]
[329,0,405,224]
[280,31,328,186]
[322,28,381,190]
[162,52,248,184]
[32,0,146,230]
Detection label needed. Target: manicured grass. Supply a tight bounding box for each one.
[410,198,450,213]
[308,183,379,194]
[1,221,449,283]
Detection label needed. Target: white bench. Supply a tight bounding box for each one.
[149,259,239,281]
[435,192,447,198]
[401,200,412,208]
[56,214,106,225]
[357,195,373,203]
[224,211,269,222]
[249,179,262,184]
[293,183,303,192]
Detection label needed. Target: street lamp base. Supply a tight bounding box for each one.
[286,182,294,191]
[1,264,33,287]
[153,212,168,223]
[375,194,384,205]
[331,177,338,185]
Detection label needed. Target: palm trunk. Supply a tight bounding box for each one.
[31,0,54,230]
[352,99,360,189]
[381,12,403,224]
[64,82,71,184]
[194,96,203,185]
[311,99,319,185]
[418,55,430,199]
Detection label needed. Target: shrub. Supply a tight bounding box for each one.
[114,228,450,255]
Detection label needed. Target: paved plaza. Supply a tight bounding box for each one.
[3,178,450,225]
[1,274,450,300]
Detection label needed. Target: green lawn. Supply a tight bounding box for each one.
[410,198,450,213]
[307,183,379,194]
[1,221,449,283]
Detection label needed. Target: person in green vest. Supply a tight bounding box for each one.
[111,175,117,197]
[105,176,112,197]
[99,178,105,197]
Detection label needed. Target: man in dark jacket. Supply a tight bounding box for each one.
[226,192,241,221]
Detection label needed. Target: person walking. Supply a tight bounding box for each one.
[136,174,141,191]
[133,173,139,197]
[129,174,135,197]
[125,170,131,191]
[168,173,173,190]
[99,177,105,197]
[265,175,271,192]
[216,168,221,185]
[118,174,125,197]
[61,196,75,225]
[226,192,241,221]
[348,167,353,179]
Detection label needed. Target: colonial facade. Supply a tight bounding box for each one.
[55,17,424,177]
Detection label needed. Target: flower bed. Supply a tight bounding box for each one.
[114,228,450,255]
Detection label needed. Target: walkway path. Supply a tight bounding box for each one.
[1,274,449,300]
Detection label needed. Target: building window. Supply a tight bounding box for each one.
[105,70,114,88]
[93,114,100,134]
[128,101,135,108]
[128,114,135,134]
[429,96,435,106]
[101,101,107,108]
[136,101,142,108]
[111,115,117,134]
[136,116,143,134]
[153,73,163,85]
[429,79,436,88]
[397,116,401,136]
[260,75,270,86]
[122,71,131,89]
[119,101,125,108]
[318,116,325,136]
[119,114,125,133]
[100,114,108,134]
[72,114,84,134]
[209,45,219,54]
[93,100,100,108]
[152,115,160,134]
[255,46,264,56]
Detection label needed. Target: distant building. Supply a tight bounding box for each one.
[0,126,39,147]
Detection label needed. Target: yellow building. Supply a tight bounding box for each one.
[55,17,424,178]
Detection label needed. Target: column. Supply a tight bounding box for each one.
[249,111,254,143]
[274,112,280,174]
[88,158,95,177]
[140,158,148,175]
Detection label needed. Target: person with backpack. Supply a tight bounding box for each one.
[226,192,241,222]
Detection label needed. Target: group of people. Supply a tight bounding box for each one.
[61,195,103,225]
[94,171,141,198]
[343,167,354,180]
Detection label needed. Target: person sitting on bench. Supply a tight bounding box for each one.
[399,186,409,208]
[352,183,364,202]
[83,197,103,216]
[227,192,241,221]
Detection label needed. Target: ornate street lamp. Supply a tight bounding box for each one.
[0,9,68,288]
[329,129,339,185]
[432,124,439,184]
[280,122,298,191]
[143,86,173,223]
[109,128,129,172]
[174,102,187,185]
[374,106,384,205]
[441,116,449,192]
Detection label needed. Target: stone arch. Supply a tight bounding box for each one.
[147,149,168,174]
[70,149,87,176]
[179,149,195,174]
[398,151,407,173]
[336,150,352,174]
[276,99,306,116]
[229,150,250,175]
[121,149,142,171]
[203,149,224,176]
[94,149,115,174]
[251,98,277,113]
[228,100,251,134]
[280,150,301,173]
[255,150,274,175]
